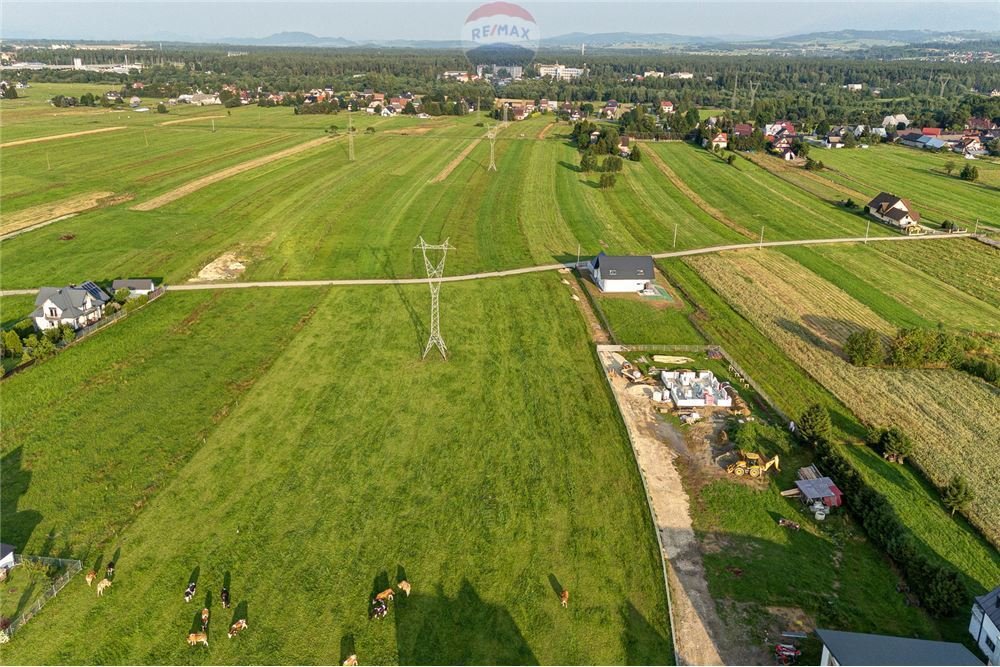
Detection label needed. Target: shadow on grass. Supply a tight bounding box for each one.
[558,160,582,173]
[1,447,42,552]
[231,600,249,628]
[394,580,537,665]
[622,600,673,665]
[370,248,426,356]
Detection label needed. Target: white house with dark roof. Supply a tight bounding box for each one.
[589,253,654,293]
[867,192,921,232]
[817,628,982,666]
[971,585,1000,665]
[31,282,111,331]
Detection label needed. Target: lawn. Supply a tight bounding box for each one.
[686,249,1000,551]
[811,144,1000,228]
[1,275,673,664]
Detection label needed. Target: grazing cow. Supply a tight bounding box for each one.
[228,619,248,639]
[375,588,394,603]
[201,608,210,632]
[187,632,209,647]
[560,589,569,608]
[106,561,115,579]
[184,582,197,603]
[85,570,96,587]
[96,578,112,596]
[342,654,358,666]
[220,587,230,609]
[397,580,411,597]
[369,598,388,620]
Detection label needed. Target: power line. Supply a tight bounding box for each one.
[414,237,455,360]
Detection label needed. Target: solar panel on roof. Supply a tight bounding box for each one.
[80,281,106,300]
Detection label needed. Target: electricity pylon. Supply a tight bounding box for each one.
[487,124,497,172]
[414,237,455,359]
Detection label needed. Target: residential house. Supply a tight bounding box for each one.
[870,126,888,139]
[589,253,654,293]
[667,71,694,79]
[190,92,221,106]
[816,628,982,666]
[618,135,632,157]
[704,132,728,149]
[0,543,14,571]
[643,70,665,78]
[660,370,733,408]
[764,121,796,139]
[967,117,997,131]
[867,192,921,232]
[733,123,754,138]
[915,134,948,150]
[843,83,863,91]
[31,282,111,331]
[882,113,910,129]
[780,147,797,160]
[970,585,1000,665]
[659,99,675,114]
[511,104,528,121]
[105,90,122,102]
[602,99,619,118]
[111,279,157,297]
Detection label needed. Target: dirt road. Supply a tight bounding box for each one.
[0,192,132,240]
[1,126,127,149]
[157,115,225,126]
[130,135,336,211]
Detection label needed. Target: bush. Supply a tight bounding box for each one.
[13,320,34,340]
[124,294,149,313]
[844,328,885,366]
[726,154,737,165]
[602,155,623,173]
[599,172,617,189]
[365,126,375,134]
[156,102,168,114]
[33,336,57,359]
[3,330,23,357]
[580,151,597,173]
[889,327,961,368]
[867,425,914,463]
[44,327,62,343]
[60,323,76,344]
[959,164,979,182]
[114,288,130,304]
[941,475,974,516]
[796,403,831,446]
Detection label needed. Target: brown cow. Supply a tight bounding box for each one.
[560,589,569,608]
[201,608,209,632]
[374,588,395,603]
[228,619,248,639]
[342,654,358,666]
[397,580,411,597]
[96,578,112,596]
[187,632,208,647]
[85,570,96,587]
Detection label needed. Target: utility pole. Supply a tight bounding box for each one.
[939,75,950,98]
[673,223,678,248]
[576,243,581,268]
[144,130,149,147]
[46,152,51,171]
[414,237,456,360]
[348,110,355,161]
[865,219,871,244]
[731,71,739,111]
[748,80,761,112]
[759,225,764,249]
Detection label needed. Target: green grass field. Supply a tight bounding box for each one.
[1,277,673,664]
[810,144,1000,227]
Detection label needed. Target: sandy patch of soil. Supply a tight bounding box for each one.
[1,126,127,148]
[157,114,226,126]
[192,252,247,281]
[131,135,334,211]
[0,192,132,238]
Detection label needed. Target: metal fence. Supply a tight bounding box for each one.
[1,555,83,642]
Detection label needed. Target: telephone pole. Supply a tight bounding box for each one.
[348,110,355,161]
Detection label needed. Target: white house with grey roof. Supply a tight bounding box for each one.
[816,628,982,666]
[589,253,654,293]
[971,585,1000,665]
[111,278,157,297]
[31,282,110,331]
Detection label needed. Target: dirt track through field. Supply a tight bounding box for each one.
[0,191,131,239]
[131,135,336,211]
[0,126,127,148]
[157,115,226,126]
[428,132,487,183]
[644,146,756,240]
[537,122,556,140]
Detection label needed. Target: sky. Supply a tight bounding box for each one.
[2,1,998,43]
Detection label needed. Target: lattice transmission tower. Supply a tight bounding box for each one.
[348,110,355,161]
[414,237,455,359]
[487,124,497,172]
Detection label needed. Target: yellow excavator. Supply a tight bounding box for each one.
[727,450,781,478]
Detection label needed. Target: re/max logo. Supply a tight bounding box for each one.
[470,23,531,41]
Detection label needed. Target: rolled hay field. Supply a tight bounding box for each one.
[686,249,1000,548]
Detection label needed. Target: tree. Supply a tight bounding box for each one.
[599,172,617,190]
[959,164,979,182]
[602,155,623,173]
[941,475,973,516]
[403,101,416,115]
[365,126,375,134]
[59,323,76,344]
[797,404,832,446]
[629,144,642,162]
[114,288,130,304]
[33,336,57,360]
[44,327,62,344]
[580,151,597,173]
[3,85,17,100]
[844,328,884,366]
[3,330,22,358]
[868,426,914,463]
[943,160,955,176]
[726,154,737,165]
[156,102,168,114]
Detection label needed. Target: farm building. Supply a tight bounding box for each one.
[867,192,921,232]
[882,113,910,129]
[31,282,111,331]
[111,279,157,297]
[589,253,654,293]
[0,543,14,570]
[816,628,983,666]
[970,585,1000,665]
[794,477,843,508]
[659,370,733,408]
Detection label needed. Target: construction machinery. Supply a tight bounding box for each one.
[726,450,780,478]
